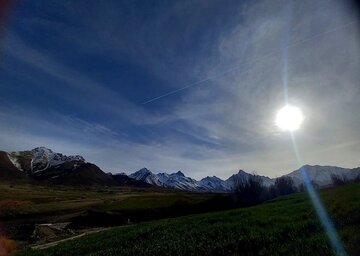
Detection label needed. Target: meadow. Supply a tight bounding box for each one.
[0,182,215,249]
[0,182,214,218]
[17,183,360,256]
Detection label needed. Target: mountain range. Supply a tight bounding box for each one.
[1,147,359,192]
[129,166,360,192]
[0,147,148,187]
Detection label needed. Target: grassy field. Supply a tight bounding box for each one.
[17,183,360,256]
[0,183,213,218]
[0,182,216,250]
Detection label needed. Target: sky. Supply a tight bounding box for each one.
[0,0,359,179]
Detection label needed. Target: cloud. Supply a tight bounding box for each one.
[0,0,359,179]
[5,33,169,124]
[164,0,360,175]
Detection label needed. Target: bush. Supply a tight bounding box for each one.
[273,176,296,196]
[232,175,300,207]
[233,174,267,206]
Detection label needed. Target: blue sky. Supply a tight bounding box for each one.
[0,0,359,179]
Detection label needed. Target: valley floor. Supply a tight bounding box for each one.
[0,182,216,251]
[16,183,360,256]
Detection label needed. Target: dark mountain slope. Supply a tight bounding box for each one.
[0,151,27,180]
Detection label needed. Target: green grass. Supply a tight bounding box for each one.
[98,193,209,211]
[0,183,211,217]
[18,183,360,256]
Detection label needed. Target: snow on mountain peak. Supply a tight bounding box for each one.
[285,165,355,187]
[129,168,152,180]
[174,171,185,177]
[8,147,86,174]
[128,167,279,192]
[7,147,360,193]
[30,147,85,173]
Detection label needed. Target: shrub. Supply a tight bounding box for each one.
[274,176,296,196]
[233,174,267,206]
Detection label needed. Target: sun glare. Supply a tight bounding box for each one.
[276,105,304,131]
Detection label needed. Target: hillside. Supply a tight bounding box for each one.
[0,151,27,180]
[19,183,360,256]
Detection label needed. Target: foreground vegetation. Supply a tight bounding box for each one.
[0,182,216,249]
[18,183,360,256]
[0,183,208,217]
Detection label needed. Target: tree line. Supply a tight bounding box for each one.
[232,172,360,207]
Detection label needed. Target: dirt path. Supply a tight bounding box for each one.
[31,226,127,250]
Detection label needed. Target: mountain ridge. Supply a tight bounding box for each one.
[1,147,360,192]
[1,147,147,187]
[128,165,360,192]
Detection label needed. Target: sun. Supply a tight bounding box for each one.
[276,105,304,131]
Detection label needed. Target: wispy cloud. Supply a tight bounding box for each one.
[0,0,359,179]
[4,33,169,126]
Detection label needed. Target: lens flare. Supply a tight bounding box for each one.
[289,133,347,256]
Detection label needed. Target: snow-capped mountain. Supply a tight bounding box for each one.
[222,170,274,190]
[285,165,360,187]
[129,169,274,192]
[129,168,164,186]
[1,146,360,192]
[110,172,152,187]
[3,147,118,185]
[129,168,151,180]
[157,171,204,191]
[7,147,86,176]
[130,169,205,191]
[199,176,226,192]
[129,165,360,192]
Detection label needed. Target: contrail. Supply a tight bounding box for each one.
[142,66,244,104]
[142,20,358,105]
